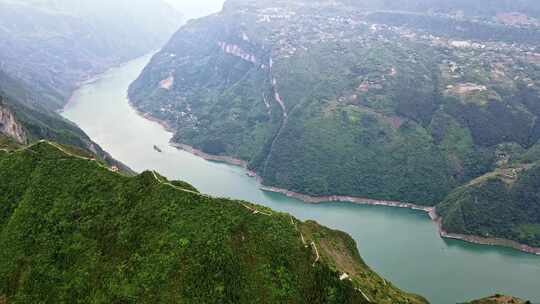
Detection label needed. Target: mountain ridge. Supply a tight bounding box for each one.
[129,0,540,249]
[0,139,428,304]
[0,138,530,303]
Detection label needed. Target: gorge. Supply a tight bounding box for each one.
[61,53,540,304]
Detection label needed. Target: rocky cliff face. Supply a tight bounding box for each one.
[0,103,26,144]
[218,41,259,64]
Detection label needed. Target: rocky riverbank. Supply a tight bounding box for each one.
[132,104,540,257]
[170,141,540,256]
[259,185,433,212]
[267,187,540,255]
[172,140,540,255]
[172,143,252,169]
[431,209,540,256]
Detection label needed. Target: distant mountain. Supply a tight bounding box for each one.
[129,0,540,247]
[164,0,224,20]
[0,140,427,304]
[0,0,182,110]
[0,0,181,169]
[224,0,540,17]
[344,0,540,18]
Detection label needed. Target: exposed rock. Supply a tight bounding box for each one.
[159,76,174,90]
[0,102,26,144]
[218,42,258,64]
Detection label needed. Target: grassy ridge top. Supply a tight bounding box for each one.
[0,141,426,303]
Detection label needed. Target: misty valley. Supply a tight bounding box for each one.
[0,0,539,303]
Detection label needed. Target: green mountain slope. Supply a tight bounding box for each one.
[129,0,540,206]
[0,140,427,304]
[437,144,540,248]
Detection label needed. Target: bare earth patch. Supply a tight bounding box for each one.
[159,76,174,90]
[525,52,540,65]
[497,12,535,26]
[446,83,487,96]
[318,238,362,277]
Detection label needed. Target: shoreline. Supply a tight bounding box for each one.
[128,102,177,134]
[171,143,253,171]
[259,185,433,212]
[129,99,540,256]
[172,140,540,256]
[62,52,157,113]
[432,211,540,256]
[62,72,108,114]
[61,62,126,113]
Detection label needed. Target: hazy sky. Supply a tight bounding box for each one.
[164,0,225,20]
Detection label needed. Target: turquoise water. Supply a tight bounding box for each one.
[62,54,540,304]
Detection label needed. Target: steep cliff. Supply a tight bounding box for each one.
[0,102,26,144]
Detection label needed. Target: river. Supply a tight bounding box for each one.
[62,54,540,304]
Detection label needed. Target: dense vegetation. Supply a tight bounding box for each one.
[129,0,540,246]
[129,0,539,204]
[0,140,427,304]
[438,145,540,247]
[0,135,20,150]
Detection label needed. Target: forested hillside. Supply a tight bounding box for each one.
[0,140,427,304]
[129,0,540,246]
[129,0,540,202]
[437,143,540,247]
